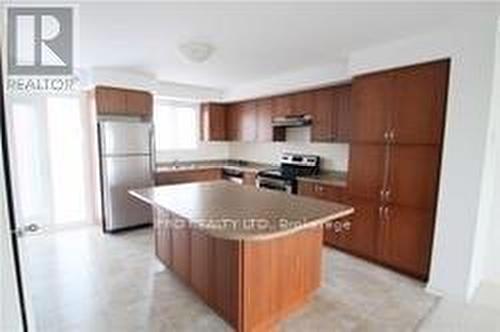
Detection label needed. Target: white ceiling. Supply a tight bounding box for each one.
[78,2,498,90]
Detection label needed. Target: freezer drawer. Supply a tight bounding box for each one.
[101,155,154,231]
[99,121,152,156]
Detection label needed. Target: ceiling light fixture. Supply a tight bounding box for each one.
[178,42,215,63]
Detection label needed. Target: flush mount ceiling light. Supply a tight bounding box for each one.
[178,42,215,63]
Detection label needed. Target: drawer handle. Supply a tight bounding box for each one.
[342,221,351,231]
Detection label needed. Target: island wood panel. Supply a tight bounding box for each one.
[153,213,325,332]
[154,209,172,267]
[241,226,322,332]
[190,229,213,303]
[171,219,191,281]
[212,238,243,329]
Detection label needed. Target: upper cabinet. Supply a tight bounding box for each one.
[311,85,351,142]
[208,84,353,143]
[94,86,153,118]
[255,98,274,142]
[351,60,449,144]
[227,102,257,142]
[292,91,315,116]
[200,103,227,141]
[272,95,294,117]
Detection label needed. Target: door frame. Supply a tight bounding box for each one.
[1,57,28,331]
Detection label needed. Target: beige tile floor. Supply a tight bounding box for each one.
[18,226,497,332]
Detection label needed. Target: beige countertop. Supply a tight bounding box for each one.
[297,171,348,188]
[155,160,273,174]
[130,181,353,241]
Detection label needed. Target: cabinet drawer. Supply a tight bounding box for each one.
[297,181,345,202]
[155,168,222,185]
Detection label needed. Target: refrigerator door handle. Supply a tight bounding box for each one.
[150,125,156,181]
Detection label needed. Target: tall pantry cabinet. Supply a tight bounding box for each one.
[347,60,450,280]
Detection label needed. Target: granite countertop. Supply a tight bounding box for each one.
[130,181,353,241]
[297,171,348,188]
[155,160,274,174]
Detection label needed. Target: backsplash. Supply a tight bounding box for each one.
[228,142,349,171]
[156,129,349,172]
[156,142,229,163]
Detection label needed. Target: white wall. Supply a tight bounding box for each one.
[348,17,498,300]
[483,22,500,285]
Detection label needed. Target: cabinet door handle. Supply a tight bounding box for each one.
[384,206,390,222]
[343,221,352,231]
[389,129,395,143]
[384,189,391,202]
[384,131,389,142]
[380,189,385,202]
[379,206,385,222]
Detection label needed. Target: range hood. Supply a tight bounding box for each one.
[272,114,312,127]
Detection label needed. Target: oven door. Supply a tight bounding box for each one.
[256,177,293,194]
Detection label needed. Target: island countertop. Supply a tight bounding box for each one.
[130,180,354,241]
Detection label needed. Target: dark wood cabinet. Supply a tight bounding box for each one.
[379,205,435,279]
[345,59,449,280]
[351,60,449,145]
[200,103,227,141]
[391,61,448,145]
[312,85,351,142]
[292,91,315,116]
[341,197,380,260]
[387,145,441,210]
[94,86,152,117]
[222,84,351,143]
[334,85,352,142]
[272,95,294,117]
[226,102,257,142]
[95,86,127,114]
[256,98,273,142]
[351,73,392,143]
[240,101,257,142]
[312,88,335,142]
[347,144,387,201]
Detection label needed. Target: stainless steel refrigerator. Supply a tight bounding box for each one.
[98,121,154,232]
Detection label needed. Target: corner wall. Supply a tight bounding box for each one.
[348,17,498,300]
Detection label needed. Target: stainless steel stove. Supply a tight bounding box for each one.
[256,153,320,194]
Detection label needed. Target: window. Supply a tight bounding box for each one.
[154,99,199,151]
[7,95,96,229]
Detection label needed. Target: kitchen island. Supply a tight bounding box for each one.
[130,181,353,331]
